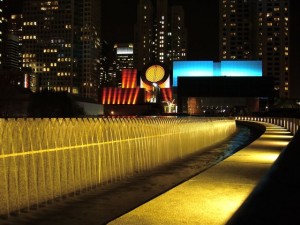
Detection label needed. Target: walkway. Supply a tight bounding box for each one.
[108,122,293,225]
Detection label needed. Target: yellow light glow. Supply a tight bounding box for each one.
[109,122,293,225]
[145,65,165,83]
[262,134,293,139]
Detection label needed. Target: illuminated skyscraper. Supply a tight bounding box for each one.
[134,0,154,70]
[219,0,255,60]
[113,43,134,87]
[256,0,289,98]
[6,34,20,71]
[22,0,101,100]
[80,0,101,99]
[0,0,7,70]
[170,6,187,62]
[220,0,290,98]
[7,14,23,71]
[114,43,134,72]
[135,0,187,71]
[99,40,109,86]
[155,0,168,64]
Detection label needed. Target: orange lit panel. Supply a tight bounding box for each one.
[112,88,117,104]
[108,88,112,104]
[161,88,173,102]
[102,88,140,105]
[102,88,107,104]
[122,69,137,88]
[117,88,122,104]
[133,88,140,104]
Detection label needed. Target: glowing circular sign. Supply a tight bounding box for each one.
[145,65,165,83]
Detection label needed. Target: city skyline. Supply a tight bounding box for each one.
[7,0,219,60]
[2,0,300,102]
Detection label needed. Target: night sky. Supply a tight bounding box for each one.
[7,0,219,61]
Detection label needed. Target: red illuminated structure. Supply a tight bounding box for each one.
[122,69,137,88]
[101,88,141,105]
[161,88,173,102]
[101,69,143,105]
[100,66,176,115]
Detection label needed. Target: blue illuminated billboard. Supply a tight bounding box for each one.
[173,60,262,86]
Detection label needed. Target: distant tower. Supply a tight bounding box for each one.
[6,34,20,71]
[0,0,7,70]
[155,0,168,64]
[134,0,154,71]
[22,0,101,100]
[113,43,134,87]
[256,0,289,98]
[80,0,102,99]
[134,0,187,71]
[100,40,109,86]
[219,0,290,98]
[7,14,23,71]
[170,5,187,62]
[219,0,255,60]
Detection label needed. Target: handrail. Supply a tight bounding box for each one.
[227,119,300,225]
[236,116,300,135]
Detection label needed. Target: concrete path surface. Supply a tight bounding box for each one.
[108,122,293,225]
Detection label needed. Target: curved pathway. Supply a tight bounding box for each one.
[108,122,293,225]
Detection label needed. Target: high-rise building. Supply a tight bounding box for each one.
[170,6,187,62]
[8,14,23,39]
[7,14,23,71]
[100,40,109,86]
[256,0,289,98]
[80,0,101,100]
[134,0,154,70]
[6,14,23,71]
[155,0,168,64]
[134,0,187,72]
[6,34,20,70]
[22,0,101,100]
[289,0,300,99]
[113,43,134,87]
[219,0,255,60]
[219,0,290,98]
[0,0,7,70]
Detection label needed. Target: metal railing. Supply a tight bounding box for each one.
[236,116,300,135]
[227,118,300,225]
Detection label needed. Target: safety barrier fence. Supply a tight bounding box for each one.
[228,118,300,224]
[0,117,236,217]
[236,116,300,135]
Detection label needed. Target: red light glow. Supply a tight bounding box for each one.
[161,88,173,102]
[101,88,140,105]
[122,69,137,88]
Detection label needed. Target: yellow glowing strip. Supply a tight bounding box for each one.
[0,131,194,159]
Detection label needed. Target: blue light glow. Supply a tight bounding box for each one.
[221,61,262,77]
[173,60,262,86]
[173,61,214,86]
